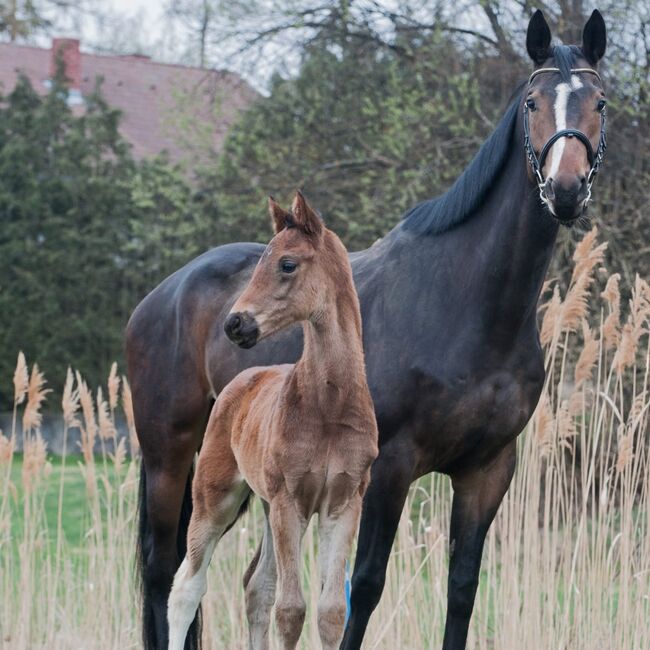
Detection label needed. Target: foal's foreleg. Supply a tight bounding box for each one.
[443,441,516,650]
[340,439,415,650]
[270,494,308,650]
[317,494,363,650]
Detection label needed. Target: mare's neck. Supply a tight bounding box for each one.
[474,118,559,332]
[398,104,560,340]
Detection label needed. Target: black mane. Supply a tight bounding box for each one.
[401,42,581,239]
[401,96,520,236]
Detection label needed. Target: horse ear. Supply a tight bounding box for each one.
[268,196,289,234]
[526,10,552,65]
[291,190,323,237]
[582,10,606,65]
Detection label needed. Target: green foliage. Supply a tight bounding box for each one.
[199,5,647,286]
[199,24,514,250]
[0,69,202,409]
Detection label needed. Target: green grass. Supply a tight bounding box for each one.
[7,454,121,552]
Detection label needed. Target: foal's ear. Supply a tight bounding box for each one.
[268,196,290,234]
[526,10,552,65]
[582,10,606,65]
[291,190,323,238]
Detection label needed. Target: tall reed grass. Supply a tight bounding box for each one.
[1,230,648,648]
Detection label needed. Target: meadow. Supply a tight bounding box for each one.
[1,230,649,649]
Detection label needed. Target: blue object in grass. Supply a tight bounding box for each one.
[345,559,351,624]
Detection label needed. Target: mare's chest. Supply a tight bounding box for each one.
[370,341,546,474]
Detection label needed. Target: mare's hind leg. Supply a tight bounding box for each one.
[317,493,363,650]
[243,506,277,650]
[442,441,516,650]
[340,438,415,650]
[167,421,250,650]
[140,428,202,650]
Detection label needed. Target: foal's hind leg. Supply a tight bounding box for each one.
[244,506,277,650]
[167,426,250,650]
[317,493,363,650]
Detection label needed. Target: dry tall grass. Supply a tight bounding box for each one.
[1,230,649,649]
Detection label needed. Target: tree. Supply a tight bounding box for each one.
[189,0,647,281]
[0,68,206,409]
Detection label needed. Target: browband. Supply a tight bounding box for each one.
[528,67,602,85]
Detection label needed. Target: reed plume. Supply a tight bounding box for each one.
[13,351,29,406]
[61,367,80,428]
[22,364,50,433]
[108,362,120,412]
[97,387,117,440]
[574,320,599,387]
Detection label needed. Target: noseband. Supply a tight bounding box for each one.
[523,67,607,210]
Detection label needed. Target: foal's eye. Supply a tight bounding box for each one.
[526,97,537,111]
[280,259,297,274]
[597,99,607,113]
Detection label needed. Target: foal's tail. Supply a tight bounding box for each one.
[136,462,202,649]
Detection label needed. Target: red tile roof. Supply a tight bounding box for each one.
[0,40,258,162]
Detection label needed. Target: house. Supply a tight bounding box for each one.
[0,38,258,161]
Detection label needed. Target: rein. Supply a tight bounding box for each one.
[523,67,607,209]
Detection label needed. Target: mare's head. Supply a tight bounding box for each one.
[225,191,353,349]
[524,9,607,223]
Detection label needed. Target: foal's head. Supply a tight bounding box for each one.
[524,9,607,223]
[224,192,353,349]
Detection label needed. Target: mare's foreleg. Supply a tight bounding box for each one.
[243,505,277,650]
[442,441,516,650]
[270,493,308,650]
[340,439,415,650]
[167,437,250,650]
[317,493,363,650]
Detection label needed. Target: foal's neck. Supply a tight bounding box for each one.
[296,276,367,397]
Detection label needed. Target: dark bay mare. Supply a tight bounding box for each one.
[126,10,608,649]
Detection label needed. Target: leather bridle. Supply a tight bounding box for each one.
[523,67,607,209]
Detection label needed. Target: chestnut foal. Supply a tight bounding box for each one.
[167,192,379,650]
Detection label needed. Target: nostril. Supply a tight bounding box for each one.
[226,314,242,334]
[579,175,587,188]
[545,178,556,201]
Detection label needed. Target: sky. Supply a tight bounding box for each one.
[106,0,165,31]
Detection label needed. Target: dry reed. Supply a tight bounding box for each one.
[0,231,648,648]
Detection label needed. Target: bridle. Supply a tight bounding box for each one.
[523,67,607,210]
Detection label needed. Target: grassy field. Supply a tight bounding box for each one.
[1,230,649,649]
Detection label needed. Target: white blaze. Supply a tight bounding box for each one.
[547,74,584,179]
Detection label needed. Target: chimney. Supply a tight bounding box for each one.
[50,38,81,90]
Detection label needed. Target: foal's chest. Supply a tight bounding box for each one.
[270,422,376,518]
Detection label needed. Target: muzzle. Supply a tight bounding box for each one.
[224,312,259,349]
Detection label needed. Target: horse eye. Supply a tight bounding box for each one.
[597,99,607,113]
[280,260,297,274]
[526,98,537,111]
